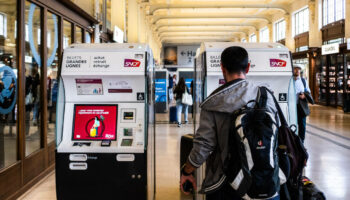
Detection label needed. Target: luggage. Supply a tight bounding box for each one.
[302,176,326,200]
[224,87,283,199]
[344,99,350,113]
[180,134,194,168]
[266,88,308,200]
[169,106,177,123]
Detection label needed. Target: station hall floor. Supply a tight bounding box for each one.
[18,105,350,200]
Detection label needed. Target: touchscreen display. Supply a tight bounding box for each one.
[73,105,117,140]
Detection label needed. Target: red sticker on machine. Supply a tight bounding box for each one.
[270,59,287,67]
[124,59,141,67]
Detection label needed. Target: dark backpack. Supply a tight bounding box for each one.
[224,87,285,199]
[266,88,309,200]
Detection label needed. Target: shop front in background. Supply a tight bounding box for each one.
[316,19,350,108]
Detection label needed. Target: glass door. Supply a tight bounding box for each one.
[329,55,337,106]
[317,56,328,104]
[336,54,344,106]
[346,53,350,101]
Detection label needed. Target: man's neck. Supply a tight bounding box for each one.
[294,75,300,80]
[225,73,246,82]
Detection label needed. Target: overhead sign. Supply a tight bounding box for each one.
[322,43,339,55]
[177,46,198,67]
[163,45,199,67]
[347,38,350,50]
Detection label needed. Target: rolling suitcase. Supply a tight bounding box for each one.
[169,106,178,123]
[180,134,194,168]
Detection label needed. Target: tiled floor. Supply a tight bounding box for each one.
[18,105,350,200]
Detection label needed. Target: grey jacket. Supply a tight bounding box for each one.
[188,79,279,194]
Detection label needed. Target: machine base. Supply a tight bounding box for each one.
[56,152,147,200]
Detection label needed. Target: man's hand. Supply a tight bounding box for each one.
[180,174,197,195]
[299,93,306,99]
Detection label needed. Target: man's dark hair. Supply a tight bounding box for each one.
[221,46,249,74]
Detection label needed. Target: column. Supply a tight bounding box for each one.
[256,29,260,42]
[127,0,139,42]
[284,14,295,51]
[267,23,273,42]
[111,0,126,32]
[346,0,350,39]
[309,0,322,47]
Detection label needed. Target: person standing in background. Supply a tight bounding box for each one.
[173,77,189,127]
[294,65,312,143]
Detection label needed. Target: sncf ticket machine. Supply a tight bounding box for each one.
[193,42,298,200]
[55,43,155,200]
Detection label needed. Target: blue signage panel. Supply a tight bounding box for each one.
[155,79,167,102]
[0,66,17,114]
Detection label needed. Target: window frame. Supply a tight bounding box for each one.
[322,0,345,26]
[293,6,309,36]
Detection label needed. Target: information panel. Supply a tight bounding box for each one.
[72,105,118,140]
[155,79,167,102]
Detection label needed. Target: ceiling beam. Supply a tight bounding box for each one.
[160,35,234,42]
[158,29,248,34]
[159,31,247,39]
[155,24,259,31]
[147,4,289,15]
[152,16,271,24]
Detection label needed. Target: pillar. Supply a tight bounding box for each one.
[284,14,295,51]
[346,0,350,39]
[309,0,322,47]
[111,0,126,32]
[267,23,273,42]
[127,0,139,42]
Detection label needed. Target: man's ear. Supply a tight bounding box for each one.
[245,63,250,74]
[221,64,226,74]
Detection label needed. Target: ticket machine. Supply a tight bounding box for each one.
[193,42,298,199]
[55,43,155,200]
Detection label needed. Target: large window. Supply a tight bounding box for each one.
[293,7,309,36]
[241,38,247,43]
[47,12,59,144]
[323,0,345,26]
[259,27,269,42]
[0,0,17,170]
[274,19,286,42]
[25,1,41,156]
[250,34,257,43]
[0,13,7,37]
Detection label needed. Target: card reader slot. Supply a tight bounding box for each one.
[69,162,88,170]
[69,154,88,161]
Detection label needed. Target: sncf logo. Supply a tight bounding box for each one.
[270,59,287,67]
[124,59,141,67]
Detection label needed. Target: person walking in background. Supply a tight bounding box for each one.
[294,65,313,143]
[174,77,190,127]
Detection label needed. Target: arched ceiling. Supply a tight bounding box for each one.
[141,0,296,45]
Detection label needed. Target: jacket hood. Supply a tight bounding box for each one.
[200,80,270,113]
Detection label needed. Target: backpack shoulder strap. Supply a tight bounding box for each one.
[301,78,306,88]
[258,87,268,108]
[264,88,289,126]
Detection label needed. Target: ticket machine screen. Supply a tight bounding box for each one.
[72,105,118,140]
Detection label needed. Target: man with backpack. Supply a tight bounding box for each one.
[180,46,284,200]
[293,65,313,143]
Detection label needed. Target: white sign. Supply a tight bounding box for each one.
[177,46,198,67]
[347,38,350,50]
[113,26,124,43]
[322,43,339,55]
